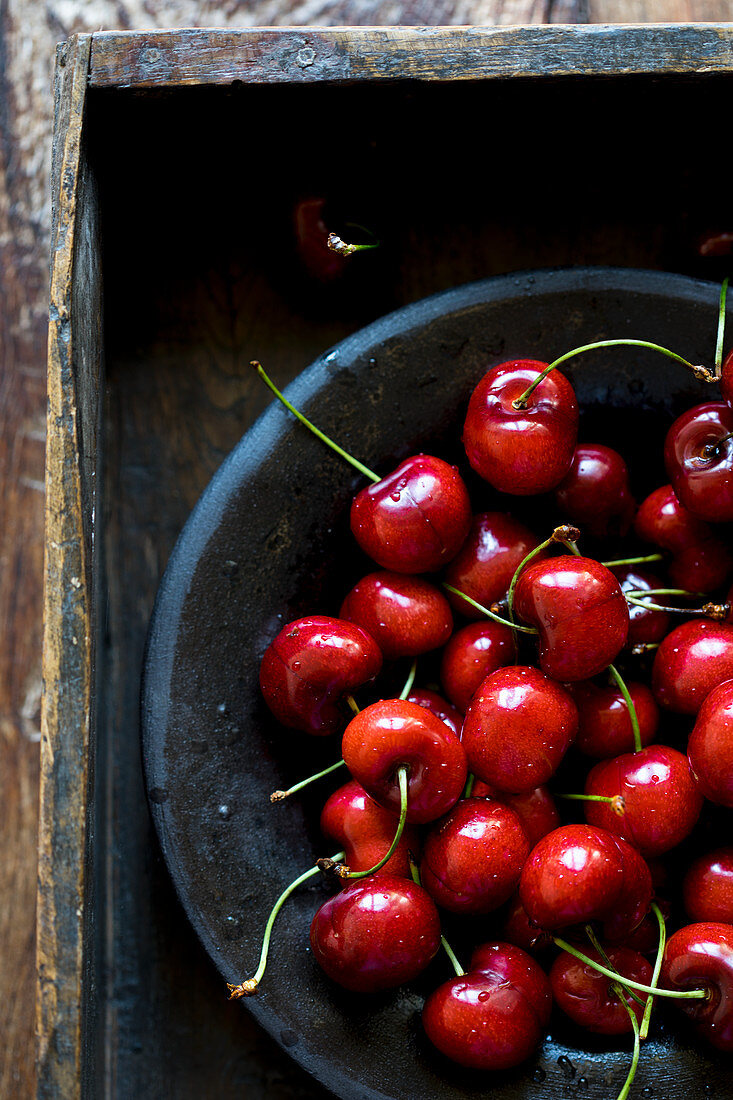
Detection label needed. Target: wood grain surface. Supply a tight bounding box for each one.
[1,1,732,1097]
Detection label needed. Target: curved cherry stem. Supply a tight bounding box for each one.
[602,553,664,568]
[640,901,667,1041]
[270,758,345,802]
[552,937,707,1000]
[625,594,728,619]
[344,766,409,880]
[512,340,714,410]
[251,360,380,484]
[408,856,465,975]
[442,583,538,635]
[615,988,641,1100]
[399,659,418,701]
[715,276,729,373]
[227,849,345,998]
[608,663,642,753]
[585,925,645,1007]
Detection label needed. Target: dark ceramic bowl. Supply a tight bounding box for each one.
[142,268,730,1098]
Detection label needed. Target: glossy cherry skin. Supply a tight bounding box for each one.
[612,567,672,646]
[463,360,578,495]
[341,699,467,824]
[583,745,703,857]
[688,678,733,807]
[461,666,577,794]
[662,922,733,1051]
[569,680,658,758]
[500,893,553,954]
[422,942,552,1070]
[683,850,733,924]
[309,874,441,993]
[319,780,420,878]
[439,621,514,713]
[550,946,652,1034]
[443,512,538,619]
[259,616,382,735]
[665,402,733,522]
[652,620,733,715]
[634,483,733,592]
[472,781,561,848]
[420,798,530,914]
[514,556,629,682]
[350,454,471,574]
[519,824,653,943]
[339,571,453,660]
[555,444,635,539]
[406,688,463,738]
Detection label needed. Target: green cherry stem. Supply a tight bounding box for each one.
[327,232,380,256]
[442,583,538,635]
[601,553,664,568]
[625,588,705,599]
[344,766,409,880]
[552,938,708,1000]
[251,360,380,484]
[408,857,465,976]
[399,658,418,701]
[615,988,642,1100]
[512,340,715,410]
[715,276,730,373]
[227,849,346,998]
[346,694,361,716]
[640,902,667,1041]
[270,758,346,803]
[585,925,645,1007]
[625,594,728,619]
[556,792,625,814]
[463,773,476,799]
[608,663,642,753]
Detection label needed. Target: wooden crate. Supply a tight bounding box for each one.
[41,25,733,1099]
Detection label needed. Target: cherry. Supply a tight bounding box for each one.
[443,512,539,619]
[555,443,635,539]
[419,798,530,915]
[550,945,652,1034]
[500,892,553,954]
[422,941,552,1070]
[293,197,347,282]
[405,688,463,738]
[662,922,733,1051]
[612,567,672,646]
[634,484,733,592]
[471,781,560,848]
[582,745,703,857]
[320,780,420,879]
[664,401,733,522]
[514,556,629,682]
[683,849,733,924]
[439,620,514,713]
[652,619,733,714]
[463,360,578,495]
[309,874,441,992]
[687,678,733,807]
[461,666,577,793]
[721,346,733,404]
[339,571,453,659]
[341,698,467,824]
[569,680,658,759]
[519,824,653,942]
[259,615,382,735]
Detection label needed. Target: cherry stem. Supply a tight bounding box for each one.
[640,901,667,1041]
[251,361,380,484]
[557,792,624,814]
[585,925,645,1007]
[614,988,641,1100]
[408,855,465,975]
[607,663,642,753]
[442,583,538,635]
[715,276,729,373]
[270,758,345,802]
[703,430,733,459]
[463,773,476,799]
[346,695,361,716]
[602,554,663,568]
[227,849,345,998]
[631,642,660,656]
[552,937,707,1000]
[625,594,727,619]
[512,340,714,409]
[345,766,409,879]
[399,659,418,701]
[327,232,380,256]
[626,587,704,598]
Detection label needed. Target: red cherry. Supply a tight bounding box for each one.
[582,745,703,857]
[721,347,733,405]
[443,512,539,619]
[339,571,453,660]
[419,798,530,914]
[688,678,733,807]
[664,402,733,522]
[555,444,636,539]
[569,680,658,758]
[341,699,467,824]
[439,621,514,713]
[683,850,733,924]
[259,615,382,735]
[405,688,463,738]
[514,556,629,682]
[350,454,471,574]
[550,945,652,1034]
[500,893,554,954]
[463,360,578,495]
[519,824,653,942]
[320,780,420,879]
[634,484,733,592]
[422,942,551,1070]
[471,781,561,848]
[652,620,733,715]
[461,666,577,793]
[662,922,733,1051]
[293,197,346,282]
[309,874,441,992]
[612,568,672,646]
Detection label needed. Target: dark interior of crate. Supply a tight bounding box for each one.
[88,74,731,1097]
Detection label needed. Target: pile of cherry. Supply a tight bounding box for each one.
[227,317,733,1099]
